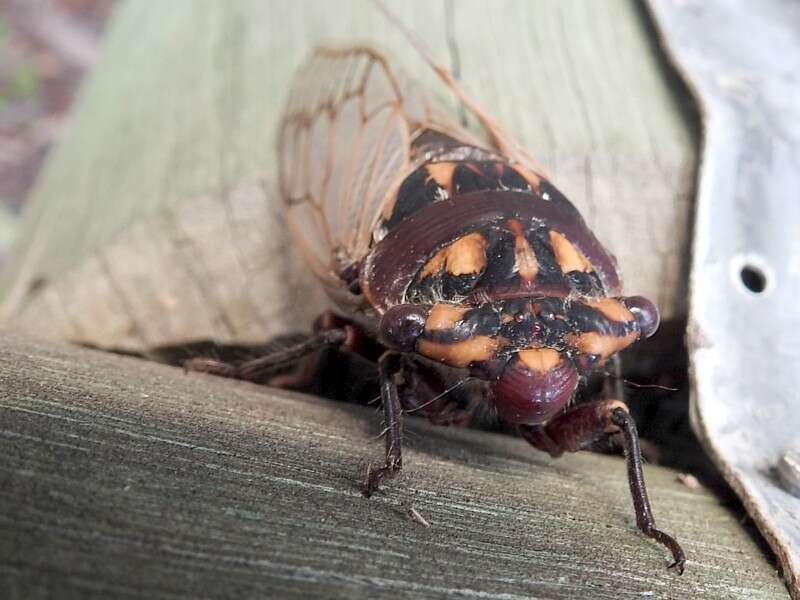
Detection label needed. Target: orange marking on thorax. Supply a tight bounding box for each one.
[446,232,488,275]
[420,232,488,279]
[425,162,457,197]
[549,230,592,273]
[419,250,446,279]
[507,219,539,282]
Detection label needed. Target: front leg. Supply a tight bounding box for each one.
[363,352,403,497]
[519,400,686,574]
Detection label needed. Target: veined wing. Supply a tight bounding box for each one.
[277,46,483,290]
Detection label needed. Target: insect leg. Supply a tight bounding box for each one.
[363,352,403,497]
[519,400,686,574]
[184,328,350,381]
[610,407,686,573]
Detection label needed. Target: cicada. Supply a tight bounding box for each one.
[189,11,685,573]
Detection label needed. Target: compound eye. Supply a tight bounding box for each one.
[379,305,429,352]
[623,296,660,339]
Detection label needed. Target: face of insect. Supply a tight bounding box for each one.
[366,174,660,426]
[380,294,659,425]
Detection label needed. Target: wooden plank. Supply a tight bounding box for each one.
[0,332,788,599]
[0,0,696,351]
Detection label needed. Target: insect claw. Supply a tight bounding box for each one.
[668,558,686,576]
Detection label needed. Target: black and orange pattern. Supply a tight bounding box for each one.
[275,39,683,572]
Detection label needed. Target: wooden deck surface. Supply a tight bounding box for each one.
[0,333,788,599]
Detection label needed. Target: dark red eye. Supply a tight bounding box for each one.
[379,305,429,352]
[492,349,578,425]
[623,296,660,339]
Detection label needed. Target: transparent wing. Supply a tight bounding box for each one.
[278,46,480,288]
[373,1,549,177]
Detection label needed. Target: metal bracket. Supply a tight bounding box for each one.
[647,0,800,595]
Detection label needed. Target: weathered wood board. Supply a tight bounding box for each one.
[0,332,787,599]
[0,0,696,352]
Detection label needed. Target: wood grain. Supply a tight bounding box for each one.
[0,332,787,599]
[0,0,696,352]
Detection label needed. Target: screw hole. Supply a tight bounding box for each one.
[740,265,767,293]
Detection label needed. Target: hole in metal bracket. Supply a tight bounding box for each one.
[740,265,767,294]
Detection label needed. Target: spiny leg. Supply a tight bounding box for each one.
[184,328,349,381]
[363,352,403,497]
[519,400,686,574]
[611,407,686,573]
